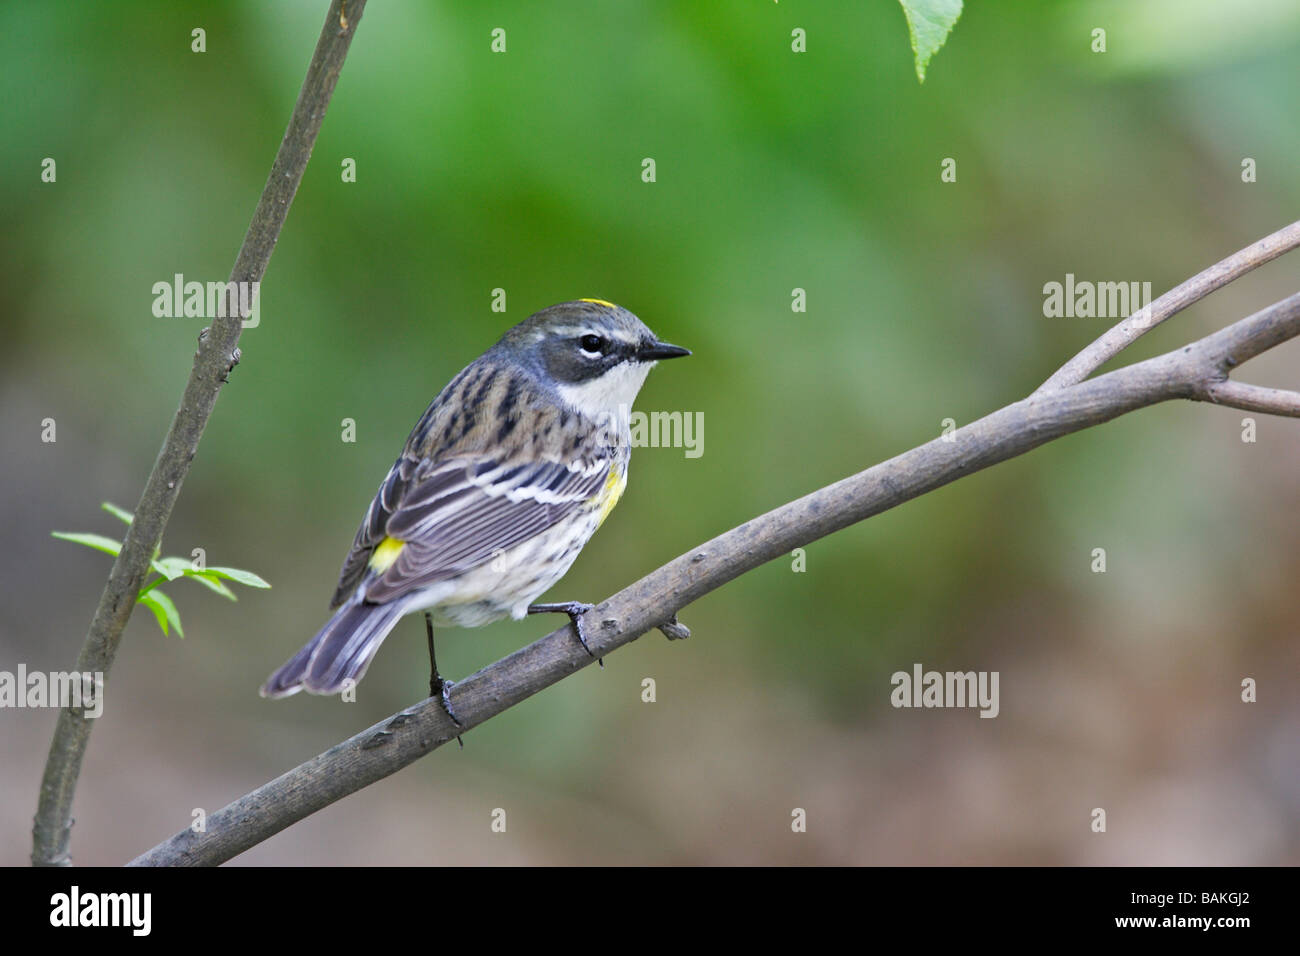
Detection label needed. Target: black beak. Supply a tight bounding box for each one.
[637,340,691,361]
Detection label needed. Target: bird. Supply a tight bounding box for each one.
[260,299,690,723]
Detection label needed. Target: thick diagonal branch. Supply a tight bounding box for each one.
[128,289,1300,867]
[32,0,368,866]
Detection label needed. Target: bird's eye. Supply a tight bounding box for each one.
[579,334,605,355]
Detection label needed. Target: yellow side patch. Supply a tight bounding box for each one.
[370,536,405,573]
[579,298,618,309]
[596,466,627,528]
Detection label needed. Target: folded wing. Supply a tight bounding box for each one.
[331,452,611,607]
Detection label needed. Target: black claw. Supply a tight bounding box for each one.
[429,674,460,726]
[528,601,598,660]
[572,612,595,657]
[437,678,464,750]
[431,675,463,748]
[441,681,461,728]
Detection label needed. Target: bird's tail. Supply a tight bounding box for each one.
[260,600,408,698]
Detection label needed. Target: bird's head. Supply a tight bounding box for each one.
[498,299,690,419]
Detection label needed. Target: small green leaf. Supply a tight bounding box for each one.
[898,0,963,82]
[185,570,238,601]
[139,593,170,636]
[101,502,135,525]
[206,566,271,589]
[137,575,164,598]
[151,556,191,581]
[51,531,123,557]
[144,589,184,638]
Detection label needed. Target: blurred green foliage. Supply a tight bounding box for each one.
[7,0,1300,681]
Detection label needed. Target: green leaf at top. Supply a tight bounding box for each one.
[101,502,135,525]
[51,531,123,557]
[898,0,963,82]
[205,566,271,589]
[140,589,183,638]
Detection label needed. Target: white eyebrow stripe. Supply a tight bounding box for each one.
[549,324,637,344]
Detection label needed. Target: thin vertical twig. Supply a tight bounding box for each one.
[32,0,369,866]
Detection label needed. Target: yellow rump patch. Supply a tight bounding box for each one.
[370,536,405,573]
[596,466,628,528]
[579,298,618,309]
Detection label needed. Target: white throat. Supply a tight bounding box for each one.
[555,360,653,426]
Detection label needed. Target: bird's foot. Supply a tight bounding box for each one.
[528,601,602,666]
[429,675,463,748]
[426,612,463,747]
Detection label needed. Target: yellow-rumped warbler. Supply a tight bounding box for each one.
[261,300,689,717]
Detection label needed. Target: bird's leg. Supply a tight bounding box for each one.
[527,601,602,667]
[425,612,463,747]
